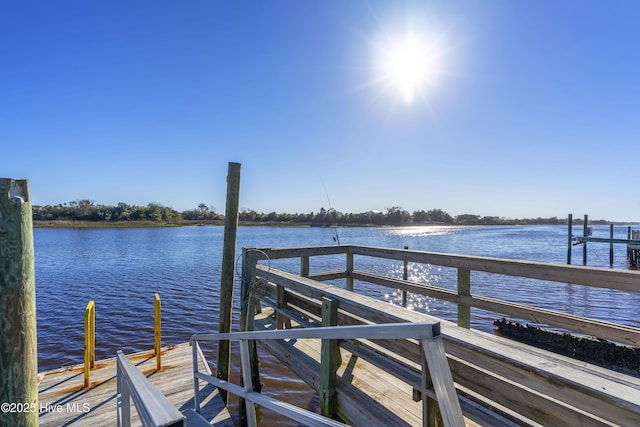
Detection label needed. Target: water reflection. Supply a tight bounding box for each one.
[383,225,462,237]
[34,225,640,371]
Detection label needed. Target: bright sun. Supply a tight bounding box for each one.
[376,33,442,105]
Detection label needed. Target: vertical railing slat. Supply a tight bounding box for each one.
[457,269,471,329]
[346,250,354,291]
[320,297,339,418]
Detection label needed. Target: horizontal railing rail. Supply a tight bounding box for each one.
[250,264,640,426]
[192,322,464,427]
[255,244,640,346]
[116,350,184,427]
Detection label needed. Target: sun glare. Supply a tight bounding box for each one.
[376,32,443,105]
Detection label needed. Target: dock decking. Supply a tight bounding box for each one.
[38,343,234,426]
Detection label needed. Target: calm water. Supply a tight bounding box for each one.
[33,224,640,420]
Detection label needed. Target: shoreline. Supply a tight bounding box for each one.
[33,220,575,229]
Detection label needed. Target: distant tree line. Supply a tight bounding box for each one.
[32,200,188,222]
[32,200,570,226]
[238,206,567,226]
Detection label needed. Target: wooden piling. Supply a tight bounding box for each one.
[0,179,38,427]
[609,224,614,268]
[216,162,241,402]
[583,214,588,266]
[567,214,573,264]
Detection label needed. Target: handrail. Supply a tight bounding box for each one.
[254,244,640,345]
[192,322,464,427]
[116,350,185,427]
[258,244,640,292]
[83,300,95,388]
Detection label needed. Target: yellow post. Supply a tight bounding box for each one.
[154,293,161,371]
[84,300,95,388]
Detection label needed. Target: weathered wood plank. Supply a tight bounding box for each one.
[38,343,234,427]
[347,245,640,293]
[258,246,348,260]
[352,270,640,346]
[256,266,640,426]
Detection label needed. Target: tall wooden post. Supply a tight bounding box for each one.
[567,214,573,264]
[216,162,241,403]
[609,224,614,268]
[583,214,588,266]
[0,179,38,427]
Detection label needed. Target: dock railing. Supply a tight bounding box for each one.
[254,244,640,346]
[116,350,185,427]
[242,244,640,426]
[192,322,464,427]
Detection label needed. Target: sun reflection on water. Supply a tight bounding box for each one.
[381,261,458,319]
[384,226,462,237]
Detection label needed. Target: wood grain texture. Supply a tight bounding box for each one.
[0,178,38,427]
[254,265,640,426]
[38,343,234,427]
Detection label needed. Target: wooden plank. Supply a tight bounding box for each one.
[575,236,640,244]
[308,270,348,281]
[462,294,640,346]
[348,245,640,293]
[256,267,640,426]
[352,270,640,346]
[258,246,348,260]
[253,310,424,427]
[38,343,234,427]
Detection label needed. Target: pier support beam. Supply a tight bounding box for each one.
[0,179,38,427]
[583,215,588,266]
[217,162,241,403]
[567,214,573,264]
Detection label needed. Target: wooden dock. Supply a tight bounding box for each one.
[238,244,640,426]
[253,307,481,427]
[38,343,235,426]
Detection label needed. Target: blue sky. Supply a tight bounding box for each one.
[2,1,639,221]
